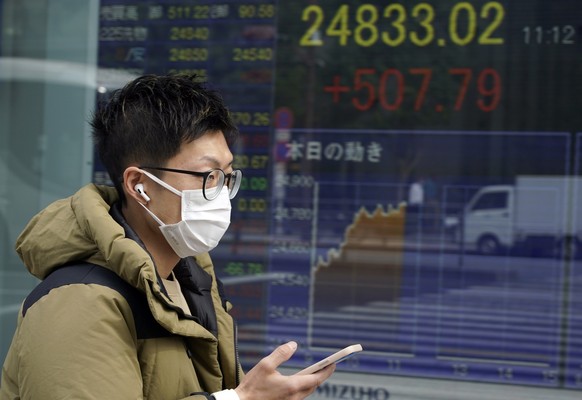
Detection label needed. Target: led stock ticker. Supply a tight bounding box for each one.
[299,2,506,48]
[296,2,509,115]
[323,67,501,113]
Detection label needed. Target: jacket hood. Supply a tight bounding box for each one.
[16,184,221,340]
[15,184,157,290]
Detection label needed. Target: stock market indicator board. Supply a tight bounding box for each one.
[95,0,582,393]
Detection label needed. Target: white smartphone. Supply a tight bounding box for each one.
[295,344,363,375]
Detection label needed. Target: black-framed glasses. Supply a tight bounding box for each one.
[140,166,243,200]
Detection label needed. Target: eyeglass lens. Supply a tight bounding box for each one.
[204,170,225,200]
[228,170,242,199]
[203,169,243,200]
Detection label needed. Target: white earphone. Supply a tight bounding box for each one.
[135,183,151,202]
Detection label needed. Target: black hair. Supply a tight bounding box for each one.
[91,74,239,203]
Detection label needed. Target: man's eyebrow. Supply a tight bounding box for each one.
[199,155,234,168]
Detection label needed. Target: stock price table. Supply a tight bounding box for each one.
[271,0,582,390]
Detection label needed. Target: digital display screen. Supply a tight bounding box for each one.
[95,0,582,391]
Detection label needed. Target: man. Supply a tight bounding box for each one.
[406,176,424,237]
[0,75,334,399]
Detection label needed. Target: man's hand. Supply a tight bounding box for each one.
[235,341,335,400]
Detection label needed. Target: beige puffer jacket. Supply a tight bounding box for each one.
[0,184,242,399]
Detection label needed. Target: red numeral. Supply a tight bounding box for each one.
[477,68,501,112]
[379,69,404,111]
[409,68,432,111]
[449,68,472,110]
[352,68,376,111]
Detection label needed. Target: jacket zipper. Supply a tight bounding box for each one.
[233,319,241,386]
[183,337,194,360]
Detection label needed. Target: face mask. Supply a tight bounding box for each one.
[138,170,231,258]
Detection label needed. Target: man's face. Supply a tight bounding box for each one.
[145,130,234,226]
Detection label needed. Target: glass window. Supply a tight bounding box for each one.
[1,1,581,399]
[471,192,508,211]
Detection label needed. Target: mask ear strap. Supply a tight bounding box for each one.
[139,169,183,197]
[137,201,166,226]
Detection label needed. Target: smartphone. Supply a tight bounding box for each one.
[295,344,363,375]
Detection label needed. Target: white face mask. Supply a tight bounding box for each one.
[138,170,231,258]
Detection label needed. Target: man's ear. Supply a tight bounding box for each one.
[123,167,149,204]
